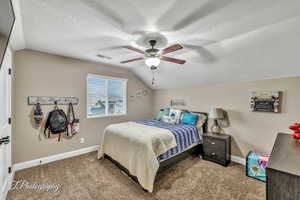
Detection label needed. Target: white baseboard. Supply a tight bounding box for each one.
[14,145,99,171]
[13,145,244,172]
[231,155,246,165]
[2,168,14,200]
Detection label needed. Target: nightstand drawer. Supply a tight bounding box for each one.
[203,138,225,149]
[203,149,226,162]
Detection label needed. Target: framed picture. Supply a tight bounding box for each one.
[136,90,142,98]
[129,95,135,101]
[143,89,148,96]
[250,91,282,113]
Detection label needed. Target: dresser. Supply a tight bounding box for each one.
[202,133,231,166]
[267,133,300,200]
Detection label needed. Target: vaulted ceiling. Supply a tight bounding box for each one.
[11,0,300,89]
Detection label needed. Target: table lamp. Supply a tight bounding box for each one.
[209,108,224,134]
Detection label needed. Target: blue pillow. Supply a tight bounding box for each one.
[155,108,170,121]
[181,113,199,126]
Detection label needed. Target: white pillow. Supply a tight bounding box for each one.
[169,109,182,124]
[161,115,176,124]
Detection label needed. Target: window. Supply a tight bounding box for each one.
[87,74,127,118]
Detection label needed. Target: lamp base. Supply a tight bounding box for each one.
[210,119,222,134]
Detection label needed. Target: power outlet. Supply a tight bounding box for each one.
[80,138,85,144]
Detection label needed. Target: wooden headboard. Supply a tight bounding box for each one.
[159,109,208,133]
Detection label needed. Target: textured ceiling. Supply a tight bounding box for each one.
[11,0,300,89]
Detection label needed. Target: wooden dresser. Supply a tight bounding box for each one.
[267,133,300,200]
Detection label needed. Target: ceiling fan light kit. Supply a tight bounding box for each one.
[145,57,160,67]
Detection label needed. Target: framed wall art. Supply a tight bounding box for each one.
[250,91,282,113]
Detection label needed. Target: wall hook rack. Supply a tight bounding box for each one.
[28,96,79,105]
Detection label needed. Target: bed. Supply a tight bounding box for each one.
[98,111,208,192]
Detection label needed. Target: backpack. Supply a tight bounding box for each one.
[44,108,68,142]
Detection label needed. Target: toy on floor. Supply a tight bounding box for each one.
[289,123,300,139]
[246,152,269,182]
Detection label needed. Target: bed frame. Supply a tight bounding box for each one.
[104,111,208,190]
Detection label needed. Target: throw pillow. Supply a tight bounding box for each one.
[168,109,182,124]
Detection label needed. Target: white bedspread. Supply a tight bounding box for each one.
[98,122,177,192]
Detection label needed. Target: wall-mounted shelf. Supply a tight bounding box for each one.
[28,96,79,105]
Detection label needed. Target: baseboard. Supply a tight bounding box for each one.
[14,145,99,171]
[231,155,246,165]
[2,168,15,200]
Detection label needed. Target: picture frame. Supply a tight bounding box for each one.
[250,91,282,113]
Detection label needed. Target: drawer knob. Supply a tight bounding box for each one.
[211,152,216,156]
[211,142,215,145]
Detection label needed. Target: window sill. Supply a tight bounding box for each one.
[87,113,127,119]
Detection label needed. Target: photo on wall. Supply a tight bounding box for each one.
[250,91,282,113]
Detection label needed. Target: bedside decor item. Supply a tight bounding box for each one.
[288,123,300,139]
[246,151,269,182]
[168,109,182,124]
[250,91,282,113]
[203,133,231,166]
[209,107,224,134]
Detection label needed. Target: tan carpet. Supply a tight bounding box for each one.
[7,152,265,200]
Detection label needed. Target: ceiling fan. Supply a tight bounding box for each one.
[120,40,186,68]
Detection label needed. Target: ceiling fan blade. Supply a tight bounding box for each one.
[161,56,186,64]
[122,46,145,54]
[161,44,184,55]
[120,57,144,64]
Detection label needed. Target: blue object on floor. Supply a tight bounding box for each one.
[246,151,269,182]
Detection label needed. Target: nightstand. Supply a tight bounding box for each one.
[202,133,231,166]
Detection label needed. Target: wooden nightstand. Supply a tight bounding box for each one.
[202,133,231,166]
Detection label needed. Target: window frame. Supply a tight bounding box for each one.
[86,73,128,119]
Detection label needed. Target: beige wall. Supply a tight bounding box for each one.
[153,77,300,157]
[13,50,153,163]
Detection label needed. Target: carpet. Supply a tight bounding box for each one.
[7,152,265,200]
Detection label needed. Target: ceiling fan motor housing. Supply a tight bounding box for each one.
[145,40,160,57]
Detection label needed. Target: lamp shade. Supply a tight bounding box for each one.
[209,108,224,119]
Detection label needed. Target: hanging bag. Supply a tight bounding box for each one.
[67,103,80,136]
[33,102,43,127]
[44,102,68,142]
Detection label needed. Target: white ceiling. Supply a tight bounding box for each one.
[11,0,300,89]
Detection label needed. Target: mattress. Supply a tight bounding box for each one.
[136,120,202,162]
